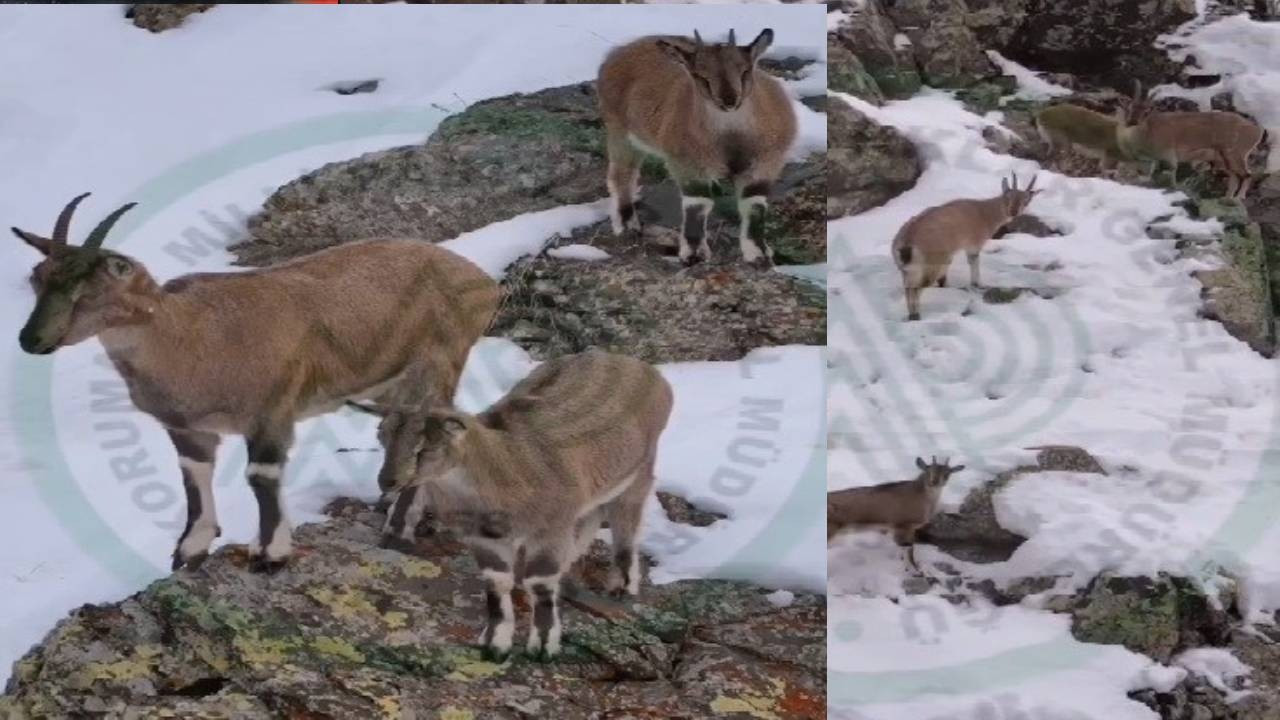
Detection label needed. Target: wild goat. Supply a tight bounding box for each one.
[1117,82,1267,199]
[400,349,672,660]
[597,28,797,267]
[14,194,500,572]
[827,457,965,570]
[1035,103,1127,174]
[891,173,1040,320]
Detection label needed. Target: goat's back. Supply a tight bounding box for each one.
[827,480,932,529]
[1144,111,1264,155]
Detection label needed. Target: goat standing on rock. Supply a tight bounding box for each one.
[827,456,965,571]
[892,173,1040,321]
[597,28,797,267]
[14,193,500,572]
[399,349,672,660]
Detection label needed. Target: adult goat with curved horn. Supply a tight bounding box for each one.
[14,192,501,573]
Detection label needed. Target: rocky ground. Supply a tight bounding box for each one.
[0,500,824,719]
[232,79,826,364]
[828,2,1280,717]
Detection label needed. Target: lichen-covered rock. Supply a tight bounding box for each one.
[1,500,825,718]
[233,84,609,266]
[828,41,885,105]
[882,0,996,88]
[126,4,214,32]
[1070,574,1233,663]
[827,98,922,219]
[829,0,923,99]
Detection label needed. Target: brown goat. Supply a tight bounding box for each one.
[403,349,672,660]
[827,457,965,570]
[1118,82,1267,199]
[597,28,797,266]
[891,173,1040,321]
[14,194,500,572]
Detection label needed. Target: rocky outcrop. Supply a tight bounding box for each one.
[233,84,608,266]
[126,4,214,32]
[235,80,825,364]
[827,98,922,219]
[0,500,825,719]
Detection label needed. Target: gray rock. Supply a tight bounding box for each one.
[828,99,922,219]
[829,0,923,99]
[883,0,996,88]
[233,83,609,266]
[126,4,214,32]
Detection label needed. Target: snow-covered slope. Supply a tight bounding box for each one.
[827,10,1280,715]
[0,4,825,686]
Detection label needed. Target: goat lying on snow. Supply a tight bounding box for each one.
[891,172,1040,321]
[14,193,500,572]
[827,456,965,571]
[397,349,672,660]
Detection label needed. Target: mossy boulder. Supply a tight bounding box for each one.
[828,99,922,219]
[1070,574,1234,663]
[1,500,825,718]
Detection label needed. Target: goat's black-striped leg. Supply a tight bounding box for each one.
[678,180,714,265]
[468,538,516,661]
[168,429,221,571]
[737,180,774,267]
[524,545,567,659]
[380,485,429,551]
[245,434,292,573]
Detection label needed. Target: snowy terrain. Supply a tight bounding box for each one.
[827,10,1280,719]
[0,4,825,686]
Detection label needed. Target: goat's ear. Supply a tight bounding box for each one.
[11,227,54,256]
[915,456,927,470]
[745,28,773,63]
[656,40,695,69]
[104,256,134,279]
[442,416,467,437]
[950,464,966,474]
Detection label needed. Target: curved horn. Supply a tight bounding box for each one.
[52,192,91,246]
[81,202,137,251]
[1011,172,1020,191]
[728,29,736,46]
[694,30,704,48]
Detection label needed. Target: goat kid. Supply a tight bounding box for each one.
[14,194,500,572]
[891,173,1040,320]
[597,28,797,267]
[402,350,672,660]
[827,456,965,571]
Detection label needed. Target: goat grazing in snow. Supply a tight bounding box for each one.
[1117,82,1267,199]
[400,349,672,660]
[14,193,500,572]
[891,173,1040,320]
[597,28,797,266]
[827,456,965,571]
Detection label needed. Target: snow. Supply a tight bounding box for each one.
[986,50,1073,101]
[547,243,611,262]
[766,589,796,607]
[827,81,1280,716]
[1174,647,1253,702]
[0,4,825,687]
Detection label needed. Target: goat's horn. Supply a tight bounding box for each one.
[52,192,91,246]
[1026,174,1038,193]
[81,202,137,251]
[728,29,736,45]
[1012,172,1020,190]
[694,30,704,47]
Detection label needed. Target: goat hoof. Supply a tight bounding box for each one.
[482,645,510,663]
[250,557,288,574]
[907,313,921,322]
[379,534,416,553]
